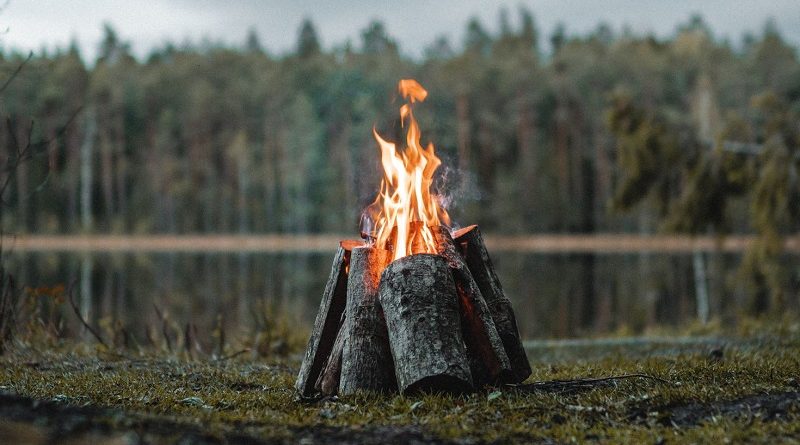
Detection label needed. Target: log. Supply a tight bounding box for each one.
[339,247,396,394]
[433,227,513,386]
[379,254,473,394]
[314,314,346,395]
[295,240,361,397]
[382,221,429,255]
[454,225,531,383]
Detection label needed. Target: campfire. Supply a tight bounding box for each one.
[296,80,530,396]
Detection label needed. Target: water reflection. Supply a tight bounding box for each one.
[5,250,777,340]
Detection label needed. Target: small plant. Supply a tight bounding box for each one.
[0,52,80,354]
[0,262,18,353]
[248,300,308,359]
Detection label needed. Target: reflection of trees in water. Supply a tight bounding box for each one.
[491,252,772,338]
[10,251,800,340]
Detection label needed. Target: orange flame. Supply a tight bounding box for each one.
[364,79,450,261]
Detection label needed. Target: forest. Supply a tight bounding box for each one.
[1,7,800,444]
[0,9,798,318]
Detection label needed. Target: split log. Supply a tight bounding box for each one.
[314,314,346,395]
[295,240,361,397]
[454,225,531,383]
[433,227,513,386]
[339,247,396,394]
[379,254,473,394]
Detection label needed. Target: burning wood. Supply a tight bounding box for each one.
[296,80,530,397]
[454,225,532,382]
[434,227,513,386]
[339,247,395,394]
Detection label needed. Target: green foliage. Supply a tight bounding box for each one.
[0,13,799,317]
[665,149,751,234]
[296,19,321,58]
[0,14,796,237]
[606,91,679,214]
[606,82,799,314]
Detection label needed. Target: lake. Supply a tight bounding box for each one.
[6,245,772,341]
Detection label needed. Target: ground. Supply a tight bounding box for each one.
[1,327,799,444]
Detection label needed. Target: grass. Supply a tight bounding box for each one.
[1,324,799,444]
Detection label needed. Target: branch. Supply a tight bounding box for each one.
[0,106,83,200]
[0,51,32,95]
[212,348,251,362]
[506,373,672,394]
[66,281,108,348]
[703,137,796,156]
[721,140,763,155]
[152,303,173,352]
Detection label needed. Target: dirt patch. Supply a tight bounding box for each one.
[0,393,468,445]
[630,391,800,427]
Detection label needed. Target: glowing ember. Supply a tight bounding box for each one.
[363,79,450,261]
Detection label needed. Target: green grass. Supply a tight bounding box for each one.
[1,326,799,444]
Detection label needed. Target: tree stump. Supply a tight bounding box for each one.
[434,227,513,386]
[379,254,473,394]
[339,247,396,394]
[454,225,531,383]
[295,240,361,397]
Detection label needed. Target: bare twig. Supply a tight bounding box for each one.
[506,373,672,394]
[191,323,204,355]
[213,348,251,362]
[183,322,197,359]
[0,51,32,95]
[66,280,107,348]
[0,106,82,202]
[152,303,173,353]
[214,312,225,357]
[116,324,130,349]
[0,265,17,353]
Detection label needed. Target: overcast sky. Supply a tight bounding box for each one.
[1,0,798,61]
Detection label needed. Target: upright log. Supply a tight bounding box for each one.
[454,225,531,383]
[314,314,346,395]
[434,227,513,386]
[379,254,473,394]
[295,240,361,397]
[339,247,396,394]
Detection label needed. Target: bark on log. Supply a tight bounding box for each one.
[454,225,531,383]
[433,227,513,386]
[295,240,361,397]
[379,254,473,394]
[315,315,346,395]
[339,247,396,394]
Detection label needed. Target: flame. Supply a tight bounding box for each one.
[364,79,450,261]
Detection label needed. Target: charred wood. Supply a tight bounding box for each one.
[315,316,346,395]
[454,225,531,383]
[434,227,512,386]
[339,247,396,394]
[295,240,361,397]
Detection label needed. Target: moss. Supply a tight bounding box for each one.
[1,331,799,443]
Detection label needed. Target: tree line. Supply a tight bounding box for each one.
[0,10,798,314]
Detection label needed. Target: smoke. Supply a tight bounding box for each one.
[358,199,379,242]
[433,160,483,231]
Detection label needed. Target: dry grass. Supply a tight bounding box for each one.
[0,326,798,444]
